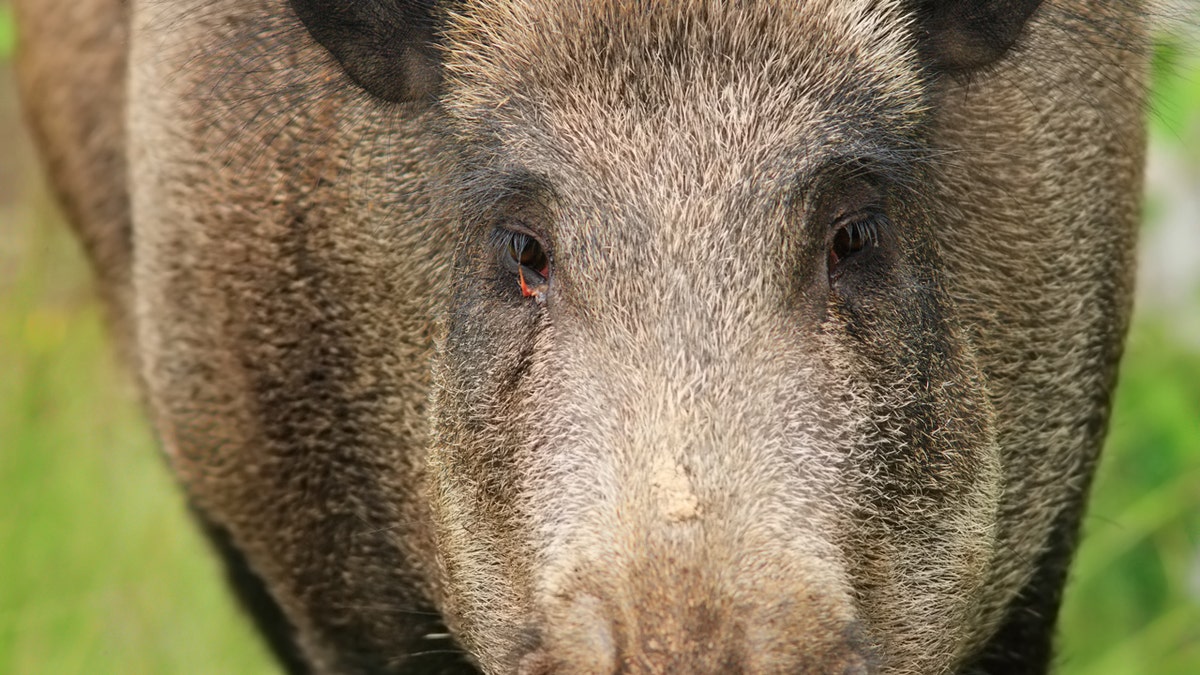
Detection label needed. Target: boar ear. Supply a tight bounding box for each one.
[914,0,1044,73]
[289,0,443,102]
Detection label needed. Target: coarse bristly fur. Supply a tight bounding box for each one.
[14,0,1151,673]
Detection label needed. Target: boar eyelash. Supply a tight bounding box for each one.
[494,227,551,302]
[828,213,884,276]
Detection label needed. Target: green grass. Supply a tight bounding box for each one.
[1057,324,1200,675]
[0,203,276,674]
[0,5,13,61]
[1151,29,1200,138]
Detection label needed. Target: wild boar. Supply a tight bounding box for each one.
[14,0,1148,672]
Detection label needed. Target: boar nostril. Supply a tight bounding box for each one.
[516,649,555,675]
[841,661,872,675]
[527,592,619,674]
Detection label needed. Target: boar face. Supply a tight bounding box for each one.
[426,2,1000,672]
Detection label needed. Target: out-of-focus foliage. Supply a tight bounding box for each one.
[0,4,1196,674]
[0,214,278,674]
[1057,324,1200,675]
[1151,33,1200,137]
[0,5,13,60]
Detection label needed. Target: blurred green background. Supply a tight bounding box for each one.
[0,3,1197,674]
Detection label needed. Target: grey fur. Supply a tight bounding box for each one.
[15,0,1148,673]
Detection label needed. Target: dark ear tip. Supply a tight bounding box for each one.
[922,28,1016,74]
[341,47,443,103]
[290,0,444,103]
[916,0,1044,73]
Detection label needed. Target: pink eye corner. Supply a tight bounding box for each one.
[503,230,550,302]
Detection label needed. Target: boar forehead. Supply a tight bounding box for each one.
[442,0,928,189]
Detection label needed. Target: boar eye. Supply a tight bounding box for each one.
[828,215,881,278]
[498,229,550,300]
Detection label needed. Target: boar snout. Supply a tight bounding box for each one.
[518,557,873,675]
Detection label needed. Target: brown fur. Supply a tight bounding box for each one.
[15,0,1148,673]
